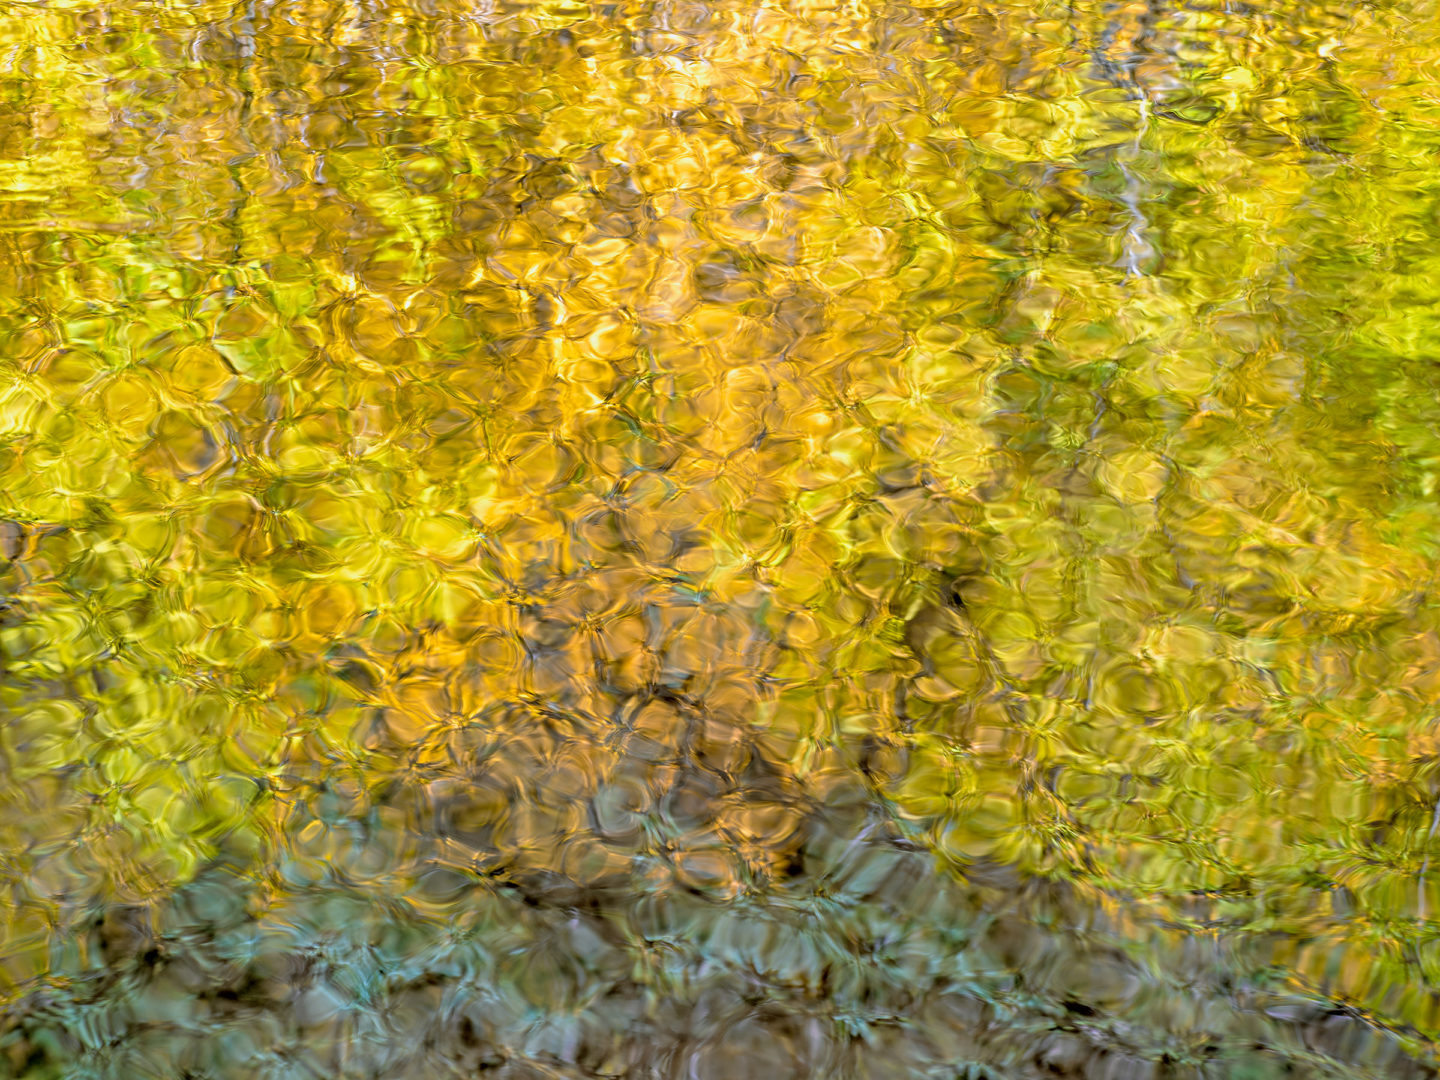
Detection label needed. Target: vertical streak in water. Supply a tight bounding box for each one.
[1117,92,1154,279]
[1091,0,1159,280]
[224,0,258,273]
[1419,794,1440,921]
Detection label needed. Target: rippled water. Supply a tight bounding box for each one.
[3,0,1440,1076]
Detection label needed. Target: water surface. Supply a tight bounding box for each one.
[2,0,1440,1077]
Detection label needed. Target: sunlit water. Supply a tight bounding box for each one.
[2,0,1440,1077]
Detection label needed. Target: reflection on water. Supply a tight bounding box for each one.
[2,0,1440,1076]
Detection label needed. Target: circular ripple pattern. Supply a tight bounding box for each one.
[1,0,1440,1077]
